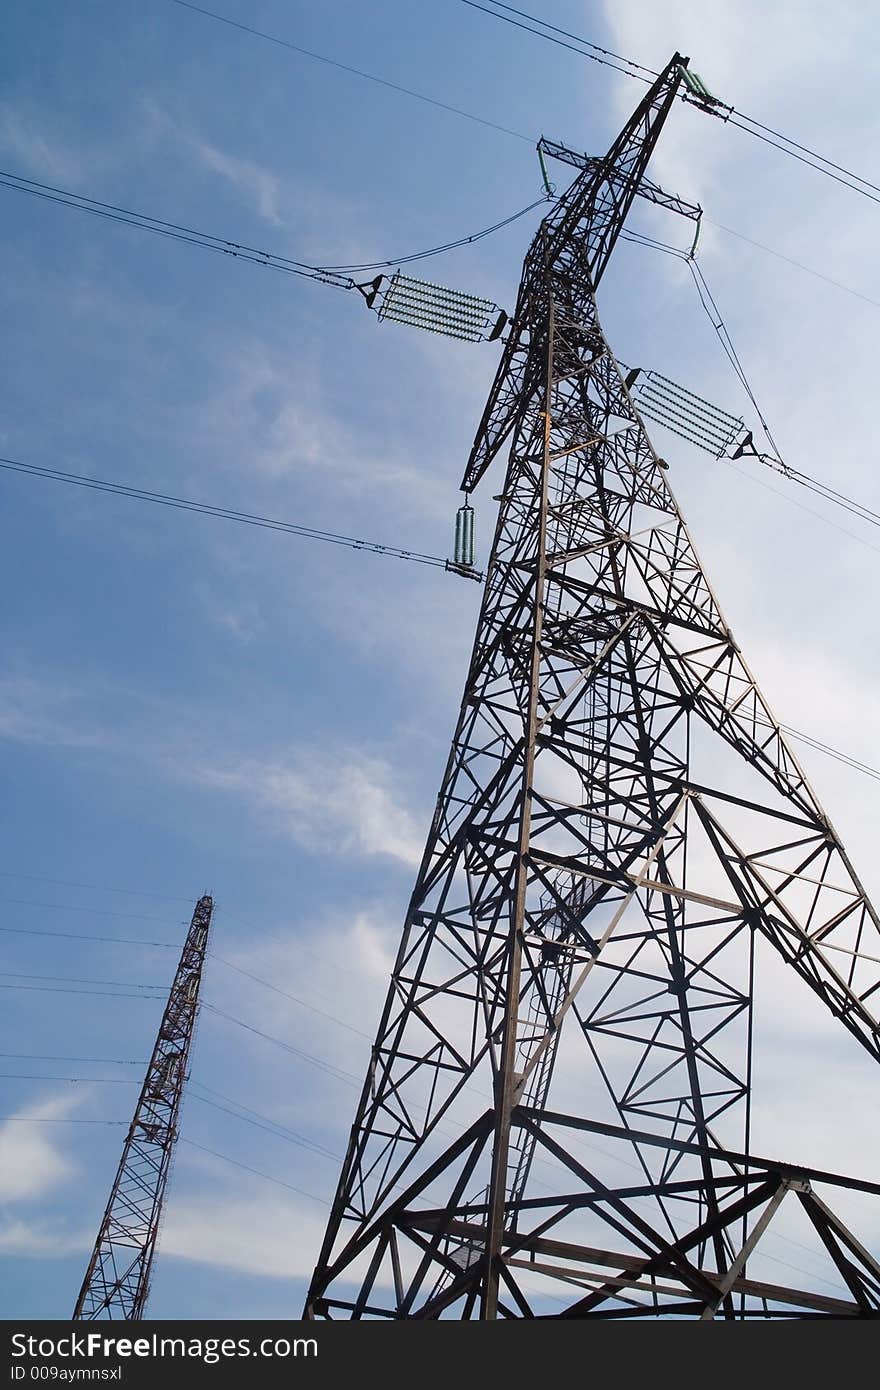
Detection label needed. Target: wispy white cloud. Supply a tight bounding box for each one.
[0,1218,89,1258]
[201,746,424,867]
[0,107,88,185]
[160,1187,328,1280]
[224,908,395,1004]
[195,587,266,645]
[598,0,860,194]
[159,113,284,227]
[198,343,452,515]
[140,101,370,250]
[213,906,397,1074]
[0,675,111,751]
[0,1091,84,1202]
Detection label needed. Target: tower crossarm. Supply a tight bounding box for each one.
[537,137,702,223]
[462,53,687,495]
[72,895,214,1320]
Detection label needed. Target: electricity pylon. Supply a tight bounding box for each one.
[73,895,214,1320]
[305,55,880,1319]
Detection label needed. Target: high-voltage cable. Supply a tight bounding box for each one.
[0,454,483,579]
[0,168,542,285]
[171,0,533,142]
[462,1,880,207]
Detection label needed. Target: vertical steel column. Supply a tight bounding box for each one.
[481,253,555,1320]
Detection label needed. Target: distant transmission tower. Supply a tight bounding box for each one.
[73,894,214,1320]
[305,55,880,1319]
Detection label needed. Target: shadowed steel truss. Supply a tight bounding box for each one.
[305,56,880,1320]
[73,895,214,1320]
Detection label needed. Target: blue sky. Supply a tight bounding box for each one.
[2,0,880,1319]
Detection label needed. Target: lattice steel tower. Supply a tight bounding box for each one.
[73,894,214,1320]
[305,56,880,1319]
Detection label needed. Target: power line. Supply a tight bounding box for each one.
[181,1126,629,1218]
[209,955,371,1039]
[199,1014,684,1199]
[0,870,193,902]
[0,924,177,947]
[187,1081,574,1206]
[0,1074,137,1084]
[686,258,783,457]
[0,454,471,576]
[0,1116,126,1125]
[0,1072,336,1174]
[9,101,871,344]
[1,930,377,1052]
[1,1069,341,1162]
[729,110,880,201]
[180,1136,330,1204]
[460,2,880,213]
[160,980,880,1202]
[200,1001,362,1087]
[683,257,880,538]
[617,248,880,781]
[188,1086,340,1161]
[725,115,880,210]
[0,168,546,286]
[470,1,656,77]
[0,971,164,989]
[171,0,880,270]
[620,228,692,261]
[0,983,163,1000]
[191,1080,336,1152]
[622,231,880,560]
[628,225,880,542]
[0,171,354,289]
[0,1053,143,1065]
[5,59,873,369]
[0,1105,334,1204]
[623,231,789,460]
[458,0,653,83]
[754,456,880,532]
[8,992,871,1239]
[0,894,179,924]
[722,457,880,563]
[0,1061,339,1162]
[755,1247,850,1296]
[315,196,549,272]
[706,219,880,313]
[772,720,880,785]
[170,0,533,143]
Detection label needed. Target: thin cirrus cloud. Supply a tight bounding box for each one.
[0,1089,85,1203]
[200,746,426,868]
[0,1218,90,1259]
[0,675,114,752]
[0,106,89,187]
[140,101,285,229]
[159,1188,330,1281]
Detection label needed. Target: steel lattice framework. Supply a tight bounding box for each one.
[73,895,214,1320]
[305,56,880,1319]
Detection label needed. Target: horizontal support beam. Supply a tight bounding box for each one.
[537,138,702,222]
[522,1108,880,1197]
[403,1216,858,1317]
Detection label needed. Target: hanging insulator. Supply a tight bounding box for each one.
[454,500,475,568]
[161,1053,181,1086]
